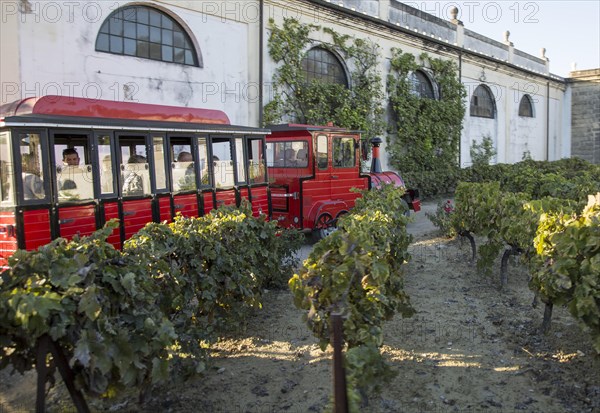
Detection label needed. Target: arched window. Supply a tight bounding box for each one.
[301,47,348,87]
[518,94,534,117]
[95,6,199,66]
[409,70,435,99]
[470,85,496,118]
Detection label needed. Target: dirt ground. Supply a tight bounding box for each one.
[1,200,599,413]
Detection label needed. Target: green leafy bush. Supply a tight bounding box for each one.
[461,158,600,203]
[452,181,598,352]
[1,204,304,405]
[469,135,497,167]
[289,184,413,411]
[530,194,600,353]
[426,199,457,238]
[0,222,175,396]
[123,204,303,376]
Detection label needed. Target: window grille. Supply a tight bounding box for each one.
[96,6,199,66]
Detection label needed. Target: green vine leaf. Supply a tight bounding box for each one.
[266,18,385,146]
[388,49,466,197]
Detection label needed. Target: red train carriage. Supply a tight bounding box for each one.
[0,95,269,268]
[266,124,420,240]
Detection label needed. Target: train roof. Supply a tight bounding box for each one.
[0,96,269,135]
[267,123,362,133]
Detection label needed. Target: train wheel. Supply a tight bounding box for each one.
[336,210,348,225]
[313,212,335,241]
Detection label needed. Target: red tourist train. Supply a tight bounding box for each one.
[0,96,419,268]
[0,95,270,267]
[266,124,420,240]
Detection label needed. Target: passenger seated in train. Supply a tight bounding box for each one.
[56,148,94,200]
[21,153,45,200]
[173,151,196,190]
[62,148,80,166]
[123,154,147,196]
[57,149,86,200]
[177,151,193,163]
[58,149,81,191]
[285,148,297,166]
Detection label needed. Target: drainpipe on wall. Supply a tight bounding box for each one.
[546,81,550,160]
[458,51,463,167]
[259,0,264,127]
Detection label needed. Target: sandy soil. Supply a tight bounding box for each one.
[1,200,599,412]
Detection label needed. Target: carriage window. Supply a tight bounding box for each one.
[197,137,209,186]
[54,135,93,202]
[19,133,47,202]
[120,138,150,197]
[212,138,234,188]
[317,134,328,169]
[153,136,167,190]
[97,134,114,195]
[171,141,195,192]
[332,136,355,168]
[235,137,246,183]
[267,141,308,168]
[247,138,266,184]
[0,132,14,205]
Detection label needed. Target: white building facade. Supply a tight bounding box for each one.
[1,0,575,169]
[1,0,261,125]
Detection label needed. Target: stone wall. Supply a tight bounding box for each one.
[569,69,600,164]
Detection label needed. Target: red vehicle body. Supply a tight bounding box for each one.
[0,96,420,267]
[266,124,420,239]
[0,96,269,268]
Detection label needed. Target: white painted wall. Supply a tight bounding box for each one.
[1,0,571,167]
[1,1,256,126]
[262,0,569,170]
[0,1,21,101]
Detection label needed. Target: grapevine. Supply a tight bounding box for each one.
[451,181,599,352]
[1,205,303,409]
[289,184,414,411]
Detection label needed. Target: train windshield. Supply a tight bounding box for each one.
[266,140,309,168]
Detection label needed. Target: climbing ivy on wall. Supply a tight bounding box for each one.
[265,18,385,143]
[387,49,466,196]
